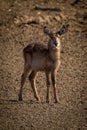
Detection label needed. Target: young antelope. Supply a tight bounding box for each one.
[18,25,68,103]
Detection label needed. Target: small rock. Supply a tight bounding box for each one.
[8,9,11,12]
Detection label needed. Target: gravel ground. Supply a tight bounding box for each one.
[0,0,87,130]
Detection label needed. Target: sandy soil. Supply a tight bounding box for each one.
[0,0,87,130]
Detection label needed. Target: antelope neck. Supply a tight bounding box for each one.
[48,48,60,62]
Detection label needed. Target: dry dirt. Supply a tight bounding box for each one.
[0,0,87,130]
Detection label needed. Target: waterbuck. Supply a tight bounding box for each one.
[18,25,68,103]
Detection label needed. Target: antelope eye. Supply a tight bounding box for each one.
[50,36,54,39]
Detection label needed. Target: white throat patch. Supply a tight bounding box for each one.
[56,38,61,47]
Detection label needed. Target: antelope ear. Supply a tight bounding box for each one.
[56,24,69,35]
[43,26,52,36]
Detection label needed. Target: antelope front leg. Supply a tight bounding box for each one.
[19,66,31,101]
[19,73,27,101]
[46,72,50,103]
[29,71,40,101]
[51,70,58,103]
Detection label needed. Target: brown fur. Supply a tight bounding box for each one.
[18,30,61,103]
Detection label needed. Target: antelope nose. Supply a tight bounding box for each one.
[54,42,57,46]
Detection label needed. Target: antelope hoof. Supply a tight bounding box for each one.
[19,98,22,101]
[46,101,49,103]
[35,96,40,102]
[55,100,58,103]
[46,99,49,103]
[18,95,22,101]
[54,99,60,103]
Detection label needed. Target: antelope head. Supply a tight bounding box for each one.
[44,24,69,49]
